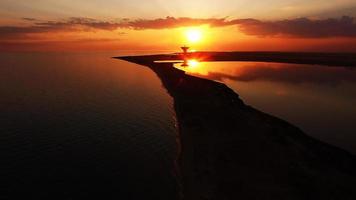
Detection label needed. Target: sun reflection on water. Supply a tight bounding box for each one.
[188,59,199,67]
[176,59,212,75]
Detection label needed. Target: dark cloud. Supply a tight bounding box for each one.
[232,16,356,38]
[115,16,356,37]
[22,17,37,21]
[1,16,356,40]
[0,17,120,40]
[125,16,231,29]
[34,17,120,31]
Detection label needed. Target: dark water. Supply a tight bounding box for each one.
[176,61,356,154]
[0,52,178,199]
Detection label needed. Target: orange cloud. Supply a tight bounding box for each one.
[232,16,356,38]
[1,16,356,51]
[1,16,356,39]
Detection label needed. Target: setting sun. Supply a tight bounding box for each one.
[186,29,202,43]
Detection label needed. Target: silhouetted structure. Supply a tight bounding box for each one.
[181,46,190,67]
[181,46,189,55]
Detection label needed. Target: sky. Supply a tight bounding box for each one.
[1,0,356,52]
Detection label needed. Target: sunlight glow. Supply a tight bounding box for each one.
[188,59,199,67]
[186,29,202,43]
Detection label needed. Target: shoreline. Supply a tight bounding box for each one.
[116,54,356,199]
[115,51,356,67]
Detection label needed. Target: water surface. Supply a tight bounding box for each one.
[0,52,178,199]
[176,61,356,154]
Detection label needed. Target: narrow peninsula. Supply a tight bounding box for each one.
[116,52,356,200]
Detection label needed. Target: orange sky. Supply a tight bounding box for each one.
[0,0,356,52]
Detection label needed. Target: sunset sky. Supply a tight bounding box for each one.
[1,0,356,52]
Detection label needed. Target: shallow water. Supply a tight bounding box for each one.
[175,61,356,154]
[0,52,178,199]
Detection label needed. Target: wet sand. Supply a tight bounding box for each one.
[116,53,356,200]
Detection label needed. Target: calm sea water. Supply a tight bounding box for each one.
[0,52,178,199]
[2,52,356,199]
[176,61,356,154]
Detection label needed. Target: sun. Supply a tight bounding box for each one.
[186,29,202,43]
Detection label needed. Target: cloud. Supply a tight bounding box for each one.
[22,17,37,21]
[125,16,232,29]
[1,16,356,40]
[34,17,121,31]
[106,16,356,37]
[232,16,356,38]
[0,17,122,40]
